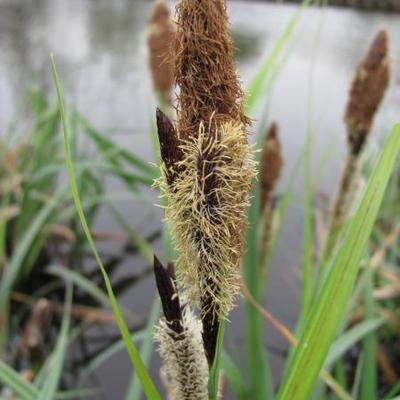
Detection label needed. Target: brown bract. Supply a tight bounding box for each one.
[147,0,175,104]
[260,122,282,210]
[344,29,390,155]
[156,108,183,186]
[174,0,250,140]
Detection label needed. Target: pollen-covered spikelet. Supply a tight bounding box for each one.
[174,0,250,140]
[344,29,389,155]
[147,0,175,105]
[163,121,256,320]
[155,309,209,400]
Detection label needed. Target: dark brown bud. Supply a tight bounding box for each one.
[156,108,183,185]
[153,255,183,335]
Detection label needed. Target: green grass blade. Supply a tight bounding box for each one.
[0,187,67,311]
[325,318,384,369]
[221,352,248,400]
[0,360,38,400]
[277,124,400,400]
[360,265,377,400]
[302,133,314,316]
[79,115,156,178]
[47,265,111,307]
[79,331,146,383]
[125,299,161,400]
[382,382,400,400]
[351,353,364,399]
[51,54,161,400]
[245,0,311,114]
[39,281,73,400]
[110,207,154,265]
[209,321,226,400]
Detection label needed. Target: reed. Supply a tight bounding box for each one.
[326,29,389,258]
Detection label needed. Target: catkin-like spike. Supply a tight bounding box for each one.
[174,0,250,140]
[260,122,283,210]
[344,29,389,155]
[154,257,209,400]
[164,122,256,321]
[147,0,175,105]
[155,310,209,400]
[259,122,283,273]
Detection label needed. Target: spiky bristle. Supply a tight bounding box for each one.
[161,121,256,320]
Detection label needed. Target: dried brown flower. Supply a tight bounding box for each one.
[260,122,282,210]
[344,29,390,155]
[147,0,175,105]
[174,0,250,140]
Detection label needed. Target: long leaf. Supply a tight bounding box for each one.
[125,299,161,400]
[209,321,226,400]
[0,187,67,311]
[39,281,73,400]
[0,360,38,400]
[278,124,400,400]
[325,318,384,369]
[51,54,161,400]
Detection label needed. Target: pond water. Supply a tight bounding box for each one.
[1,0,399,398]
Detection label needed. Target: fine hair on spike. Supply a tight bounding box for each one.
[174,0,250,140]
[344,29,389,155]
[147,0,175,105]
[155,309,209,400]
[163,121,256,322]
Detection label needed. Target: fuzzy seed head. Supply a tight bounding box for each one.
[161,121,256,319]
[260,122,282,210]
[147,0,175,105]
[345,29,390,155]
[174,0,250,141]
[155,309,209,400]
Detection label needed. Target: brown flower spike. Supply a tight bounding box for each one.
[174,0,250,140]
[260,122,282,211]
[344,29,389,155]
[147,0,175,105]
[155,0,256,366]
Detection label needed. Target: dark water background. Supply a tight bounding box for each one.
[1,1,399,398]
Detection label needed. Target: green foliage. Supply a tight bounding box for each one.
[278,124,400,400]
[51,54,161,400]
